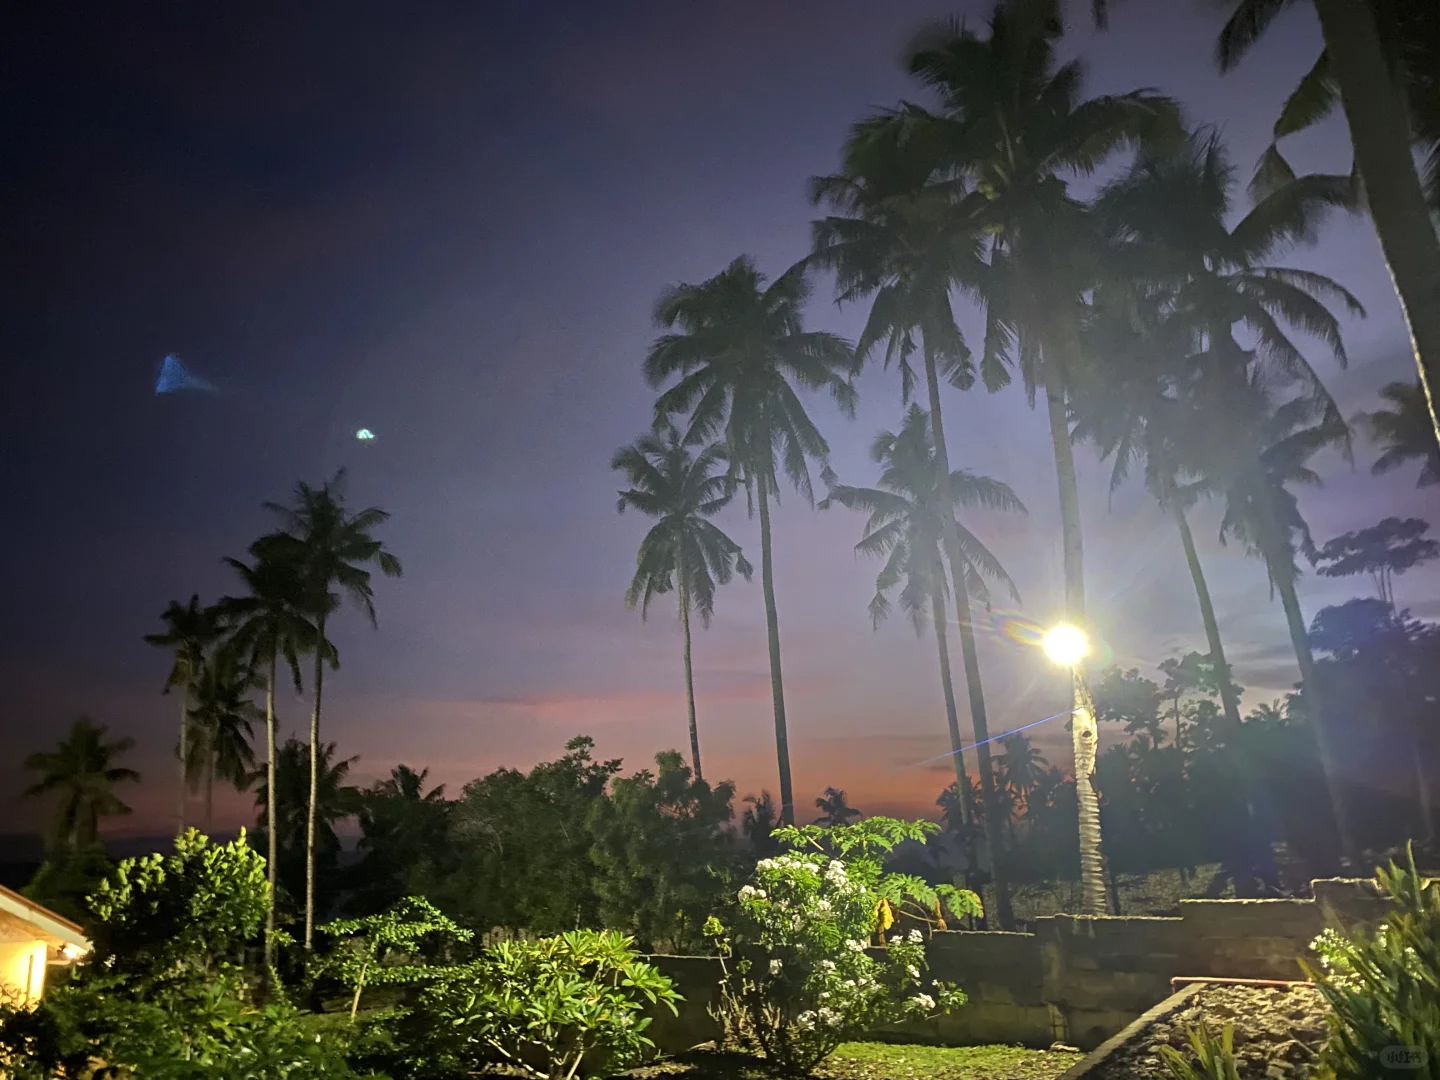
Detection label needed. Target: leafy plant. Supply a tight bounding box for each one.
[319,895,473,1020]
[1307,846,1440,1080]
[704,817,971,1073]
[1159,1023,1241,1080]
[86,828,269,980]
[415,929,680,1079]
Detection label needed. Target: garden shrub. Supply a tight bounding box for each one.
[1306,846,1439,1080]
[704,817,973,1074]
[404,928,681,1080]
[320,895,473,1019]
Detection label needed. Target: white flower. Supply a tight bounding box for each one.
[739,885,757,900]
[791,915,804,931]
[819,960,836,972]
[769,959,784,975]
[908,929,924,944]
[817,1006,841,1027]
[907,965,920,979]
[846,939,866,952]
[911,993,936,1011]
[814,898,832,913]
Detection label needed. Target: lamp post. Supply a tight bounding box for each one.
[1041,624,1109,916]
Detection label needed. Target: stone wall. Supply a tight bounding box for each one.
[645,878,1388,1054]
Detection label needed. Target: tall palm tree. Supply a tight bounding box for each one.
[23,718,140,851]
[1358,380,1440,486]
[1080,127,1362,740]
[185,647,260,833]
[820,404,1023,922]
[809,134,1019,926]
[612,424,753,781]
[144,595,222,835]
[262,470,401,950]
[997,733,1050,820]
[872,0,1182,913]
[645,256,859,825]
[1216,0,1440,447]
[813,787,862,827]
[1203,377,1357,863]
[220,544,316,969]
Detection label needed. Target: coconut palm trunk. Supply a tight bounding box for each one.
[1174,502,1276,888]
[305,616,325,951]
[1044,380,1107,915]
[1172,505,1244,732]
[265,650,278,974]
[929,575,982,885]
[1310,0,1440,443]
[204,728,216,835]
[677,550,703,782]
[177,694,188,836]
[1269,551,1359,866]
[923,347,1015,927]
[755,465,795,826]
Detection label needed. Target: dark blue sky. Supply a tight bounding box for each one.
[2,0,1432,834]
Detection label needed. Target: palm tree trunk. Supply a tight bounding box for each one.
[755,467,794,826]
[1311,0,1440,444]
[930,578,981,884]
[1271,556,1360,866]
[678,551,702,782]
[265,650,278,976]
[205,728,216,835]
[924,347,1014,928]
[1172,505,1244,731]
[1173,503,1273,887]
[306,618,325,951]
[1044,381,1107,915]
[1413,735,1435,844]
[177,691,188,836]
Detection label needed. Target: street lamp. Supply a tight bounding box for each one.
[1041,624,1089,668]
[1041,622,1107,916]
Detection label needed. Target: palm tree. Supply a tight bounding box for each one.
[220,543,316,969]
[820,404,1023,922]
[23,718,140,851]
[354,765,450,912]
[997,733,1050,819]
[871,0,1181,913]
[612,423,753,781]
[1216,0,1440,447]
[261,470,401,950]
[809,133,1020,927]
[741,791,781,857]
[1204,377,1357,863]
[645,256,859,825]
[813,787,862,827]
[144,595,222,835]
[1358,380,1440,487]
[185,647,260,833]
[1080,127,1362,740]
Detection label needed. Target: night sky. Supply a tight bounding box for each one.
[3,0,1435,838]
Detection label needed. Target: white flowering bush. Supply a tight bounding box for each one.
[704,817,976,1073]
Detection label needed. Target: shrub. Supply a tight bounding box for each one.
[704,817,973,1073]
[1307,846,1439,1080]
[411,929,680,1079]
[86,828,268,980]
[320,895,474,1019]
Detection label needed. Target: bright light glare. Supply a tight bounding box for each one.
[1041,624,1089,667]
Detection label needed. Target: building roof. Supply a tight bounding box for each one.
[0,883,92,954]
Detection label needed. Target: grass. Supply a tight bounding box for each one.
[627,1042,1082,1080]
[822,1042,1080,1080]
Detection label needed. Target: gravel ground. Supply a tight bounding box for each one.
[1087,984,1330,1080]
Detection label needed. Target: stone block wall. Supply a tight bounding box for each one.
[644,878,1388,1053]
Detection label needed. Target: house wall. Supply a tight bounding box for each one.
[0,941,46,1006]
[645,877,1388,1053]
